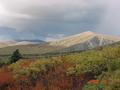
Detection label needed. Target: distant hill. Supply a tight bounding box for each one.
[13,40,45,46]
[0,31,120,55]
[0,43,62,55]
[0,40,45,48]
[15,40,45,43]
[0,40,17,48]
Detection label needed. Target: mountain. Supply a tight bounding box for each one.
[48,31,120,52]
[0,40,45,48]
[0,40,17,48]
[12,40,45,46]
[15,40,45,43]
[0,31,120,55]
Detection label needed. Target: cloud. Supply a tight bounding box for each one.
[0,0,106,29]
[1,0,119,40]
[0,0,86,28]
[0,3,32,25]
[98,0,120,35]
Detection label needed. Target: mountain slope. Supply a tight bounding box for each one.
[0,31,120,55]
[49,31,120,52]
[0,40,45,48]
[12,40,45,46]
[0,43,63,55]
[49,31,120,47]
[0,40,17,48]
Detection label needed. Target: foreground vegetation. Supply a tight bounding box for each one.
[0,42,120,90]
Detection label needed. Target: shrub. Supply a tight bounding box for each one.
[10,49,22,63]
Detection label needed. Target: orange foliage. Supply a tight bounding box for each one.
[0,60,88,90]
[0,71,13,85]
[88,80,99,84]
[20,60,35,68]
[88,79,110,85]
[103,80,109,85]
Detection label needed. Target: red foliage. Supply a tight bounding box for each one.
[88,79,110,85]
[0,71,13,85]
[103,80,109,85]
[19,76,28,81]
[20,60,34,68]
[0,60,90,90]
[88,80,99,84]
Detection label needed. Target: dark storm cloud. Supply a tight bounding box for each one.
[21,4,105,37]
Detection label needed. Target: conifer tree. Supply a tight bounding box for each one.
[10,49,22,63]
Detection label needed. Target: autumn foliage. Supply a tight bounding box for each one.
[0,43,120,90]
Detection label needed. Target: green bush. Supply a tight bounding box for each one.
[10,49,22,63]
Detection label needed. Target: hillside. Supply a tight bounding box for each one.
[49,31,120,53]
[49,31,120,47]
[0,40,17,48]
[0,40,45,48]
[0,31,120,55]
[0,43,62,55]
[0,39,120,90]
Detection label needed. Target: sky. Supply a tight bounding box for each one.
[0,0,120,41]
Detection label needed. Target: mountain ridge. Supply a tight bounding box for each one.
[0,39,45,48]
[0,31,120,55]
[49,31,120,47]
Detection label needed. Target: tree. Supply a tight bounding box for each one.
[10,49,22,63]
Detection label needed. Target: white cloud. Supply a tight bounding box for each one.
[97,0,120,35]
[0,2,32,29]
